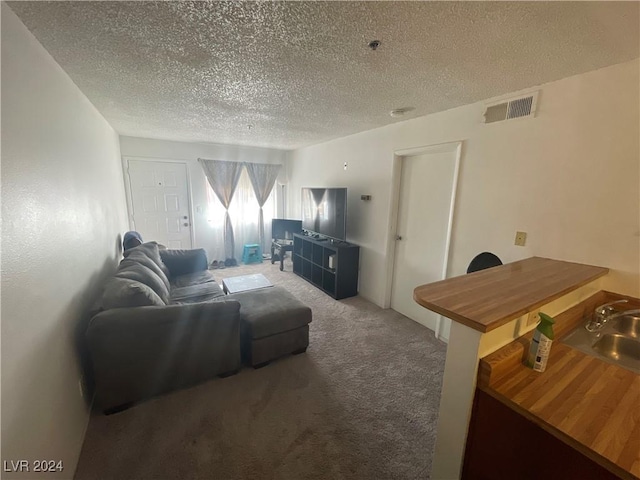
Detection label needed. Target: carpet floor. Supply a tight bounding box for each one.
[75,258,447,480]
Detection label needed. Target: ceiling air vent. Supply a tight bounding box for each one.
[483,91,538,124]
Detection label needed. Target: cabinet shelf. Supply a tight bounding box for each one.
[292,234,359,300]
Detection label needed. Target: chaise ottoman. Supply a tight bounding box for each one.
[226,286,312,367]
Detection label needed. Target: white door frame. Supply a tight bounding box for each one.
[122,156,196,248]
[382,141,463,339]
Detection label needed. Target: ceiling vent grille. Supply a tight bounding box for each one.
[483,91,538,124]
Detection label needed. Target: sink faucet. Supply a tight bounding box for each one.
[586,299,639,332]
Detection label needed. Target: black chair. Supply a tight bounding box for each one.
[467,252,503,273]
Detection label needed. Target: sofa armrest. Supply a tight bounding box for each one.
[160,248,208,277]
[87,301,240,411]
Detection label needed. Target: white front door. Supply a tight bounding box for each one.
[127,160,193,249]
[390,149,459,338]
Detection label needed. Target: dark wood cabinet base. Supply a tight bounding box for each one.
[463,389,618,480]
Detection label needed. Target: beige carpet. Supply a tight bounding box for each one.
[75,258,447,480]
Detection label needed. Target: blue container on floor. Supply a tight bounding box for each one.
[242,244,263,264]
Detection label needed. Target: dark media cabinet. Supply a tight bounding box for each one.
[292,233,360,300]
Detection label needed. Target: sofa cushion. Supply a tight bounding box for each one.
[115,263,170,304]
[169,282,225,304]
[123,242,171,279]
[141,242,171,278]
[172,270,216,288]
[160,248,208,278]
[120,249,171,292]
[102,277,166,309]
[227,286,312,339]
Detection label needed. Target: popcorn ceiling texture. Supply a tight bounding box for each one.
[8,1,639,150]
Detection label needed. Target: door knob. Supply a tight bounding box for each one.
[396,235,403,241]
[183,216,188,219]
[183,223,189,227]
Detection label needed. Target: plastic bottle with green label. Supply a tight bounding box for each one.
[526,312,555,372]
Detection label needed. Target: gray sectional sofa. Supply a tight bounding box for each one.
[87,242,240,412]
[87,242,312,413]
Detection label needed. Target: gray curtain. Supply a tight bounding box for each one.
[198,159,244,260]
[245,162,282,250]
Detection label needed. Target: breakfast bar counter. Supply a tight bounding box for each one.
[413,256,609,333]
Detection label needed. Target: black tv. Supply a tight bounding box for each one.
[301,187,347,241]
[271,218,302,241]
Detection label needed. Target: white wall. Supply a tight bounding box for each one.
[1,4,129,478]
[119,136,288,261]
[287,59,640,307]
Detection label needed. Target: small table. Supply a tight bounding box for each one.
[222,273,273,294]
[271,239,294,271]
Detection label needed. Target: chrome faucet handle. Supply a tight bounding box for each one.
[594,299,628,317]
[587,299,630,332]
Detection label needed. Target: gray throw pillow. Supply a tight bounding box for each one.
[130,241,172,279]
[121,247,171,291]
[115,263,170,304]
[102,277,165,309]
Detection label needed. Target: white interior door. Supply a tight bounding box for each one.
[390,150,459,337]
[127,160,193,249]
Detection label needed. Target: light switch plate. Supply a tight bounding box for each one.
[515,231,527,246]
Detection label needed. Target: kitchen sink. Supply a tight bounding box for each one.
[613,314,640,339]
[592,334,640,362]
[562,314,640,374]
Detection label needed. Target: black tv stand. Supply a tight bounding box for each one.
[292,233,359,300]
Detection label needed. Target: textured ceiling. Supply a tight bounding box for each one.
[8,1,640,150]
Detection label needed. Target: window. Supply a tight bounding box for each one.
[206,168,277,259]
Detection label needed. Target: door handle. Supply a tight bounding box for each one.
[183,216,188,219]
[183,223,190,227]
[396,235,403,241]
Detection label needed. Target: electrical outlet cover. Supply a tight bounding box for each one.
[527,310,540,326]
[515,231,527,246]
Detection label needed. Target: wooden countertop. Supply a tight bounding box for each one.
[478,291,640,480]
[413,256,608,333]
